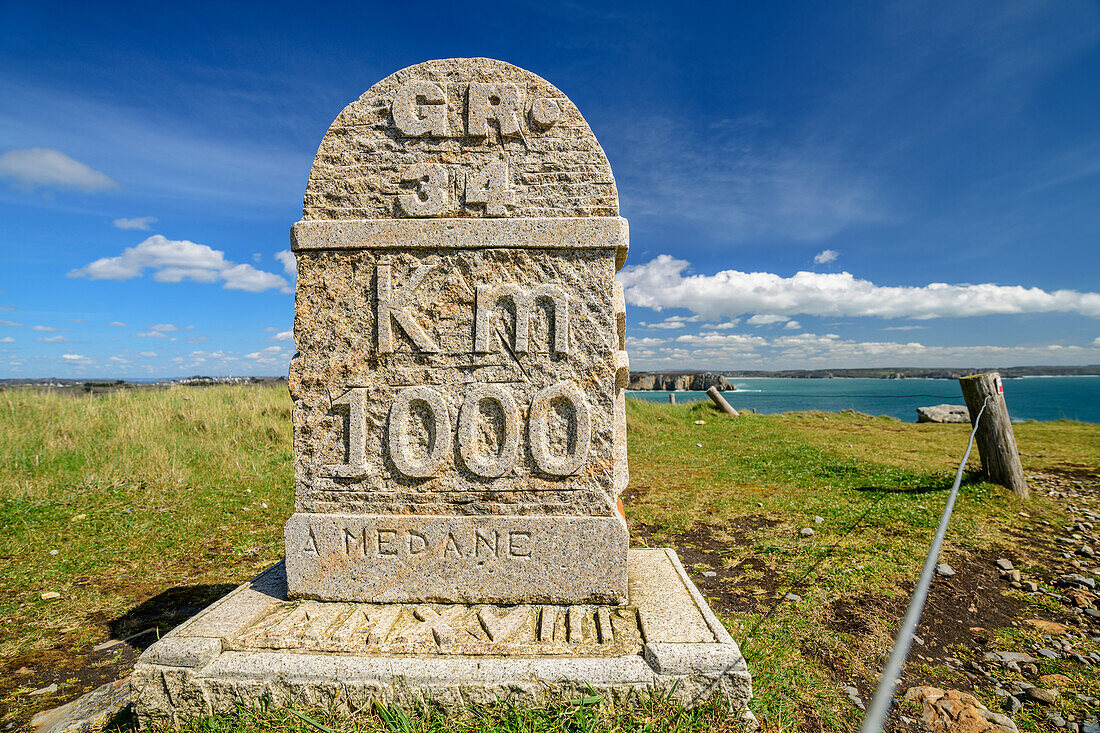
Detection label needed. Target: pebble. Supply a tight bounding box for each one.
[1026,686,1059,704]
[40,591,60,601]
[1048,713,1067,729]
[30,683,57,696]
[1005,695,1022,714]
[693,420,706,425]
[71,514,86,522]
[800,528,815,537]
[935,563,956,577]
[1038,648,1059,659]
[702,571,716,577]
[995,558,1014,571]
[814,515,824,524]
[1024,581,1039,592]
[48,549,58,556]
[695,443,702,448]
[1080,545,1095,557]
[784,593,802,602]
[842,685,864,710]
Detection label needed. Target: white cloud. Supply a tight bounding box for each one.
[784,320,802,330]
[275,250,296,278]
[112,216,156,230]
[268,330,293,342]
[31,325,60,332]
[0,319,22,327]
[0,148,117,192]
[138,351,157,357]
[746,314,790,326]
[884,325,926,331]
[68,235,291,293]
[150,323,180,332]
[36,335,69,343]
[701,320,741,329]
[136,331,165,338]
[628,328,1100,371]
[619,255,1100,320]
[61,353,86,361]
[813,249,839,264]
[109,355,128,363]
[221,263,291,293]
[106,321,126,327]
[245,345,289,362]
[0,336,14,343]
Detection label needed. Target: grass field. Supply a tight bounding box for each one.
[1,385,1098,732]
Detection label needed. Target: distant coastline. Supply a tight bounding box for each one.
[1,365,1097,393]
[643,365,1100,382]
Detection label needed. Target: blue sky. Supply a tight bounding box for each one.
[1,0,1098,376]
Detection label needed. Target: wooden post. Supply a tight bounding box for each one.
[958,373,1028,499]
[669,393,676,404]
[706,386,739,417]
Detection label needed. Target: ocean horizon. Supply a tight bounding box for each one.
[627,375,1100,423]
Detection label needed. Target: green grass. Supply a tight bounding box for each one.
[1,386,1097,732]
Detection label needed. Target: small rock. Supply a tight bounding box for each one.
[1038,648,1059,659]
[1025,619,1069,634]
[1024,581,1039,592]
[800,528,815,537]
[30,683,58,696]
[48,549,58,556]
[1048,713,1067,729]
[1062,573,1097,590]
[29,678,130,733]
[814,515,824,524]
[984,651,1037,664]
[904,686,1018,733]
[701,571,716,578]
[842,685,864,710]
[1039,673,1071,688]
[70,514,86,522]
[936,563,956,577]
[996,558,1014,571]
[694,443,702,448]
[16,667,32,675]
[784,593,802,602]
[693,420,706,425]
[1081,545,1096,557]
[1026,686,1059,704]
[40,592,61,601]
[1005,695,1022,714]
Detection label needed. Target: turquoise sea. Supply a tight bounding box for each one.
[627,376,1100,423]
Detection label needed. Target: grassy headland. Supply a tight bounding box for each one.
[0,385,1097,732]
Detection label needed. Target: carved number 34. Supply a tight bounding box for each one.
[399,161,513,217]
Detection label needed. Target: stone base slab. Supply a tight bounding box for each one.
[284,513,629,605]
[130,549,753,727]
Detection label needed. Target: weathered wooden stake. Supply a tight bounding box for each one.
[669,393,676,404]
[706,386,739,417]
[958,373,1028,499]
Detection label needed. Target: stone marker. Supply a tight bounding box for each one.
[132,58,752,726]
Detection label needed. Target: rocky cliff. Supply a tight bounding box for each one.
[627,372,735,391]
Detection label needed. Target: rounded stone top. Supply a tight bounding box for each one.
[303,58,619,221]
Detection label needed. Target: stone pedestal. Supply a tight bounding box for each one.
[132,549,753,726]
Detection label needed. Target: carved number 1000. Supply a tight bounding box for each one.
[324,382,591,480]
